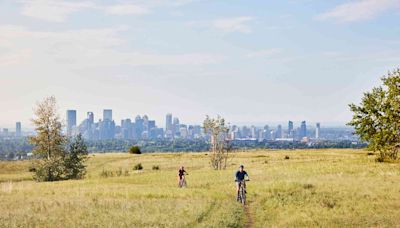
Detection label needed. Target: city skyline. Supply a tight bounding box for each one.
[1,1,399,127]
[0,107,345,130]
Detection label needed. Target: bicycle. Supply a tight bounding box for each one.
[178,174,188,188]
[237,180,249,205]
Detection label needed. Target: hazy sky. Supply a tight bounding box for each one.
[1,0,399,129]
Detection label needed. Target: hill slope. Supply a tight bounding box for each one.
[0,149,399,227]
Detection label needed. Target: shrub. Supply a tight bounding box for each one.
[28,166,36,172]
[133,163,143,170]
[285,155,290,160]
[116,168,123,176]
[100,169,114,178]
[303,183,314,189]
[152,165,160,170]
[129,146,141,154]
[367,152,374,156]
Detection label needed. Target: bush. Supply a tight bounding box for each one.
[100,169,114,178]
[28,166,36,172]
[129,146,141,154]
[116,168,123,176]
[34,158,66,182]
[367,152,374,156]
[152,165,160,170]
[285,155,290,160]
[133,163,143,170]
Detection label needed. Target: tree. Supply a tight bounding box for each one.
[65,134,89,179]
[203,115,231,170]
[129,146,141,154]
[29,96,67,181]
[348,69,400,161]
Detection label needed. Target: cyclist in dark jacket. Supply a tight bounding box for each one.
[235,165,250,197]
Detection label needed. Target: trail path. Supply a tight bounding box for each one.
[245,205,254,228]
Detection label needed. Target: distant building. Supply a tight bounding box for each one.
[87,112,94,124]
[134,115,144,139]
[263,125,270,140]
[66,110,77,136]
[103,109,112,121]
[3,128,8,137]
[276,125,283,139]
[300,121,307,139]
[165,113,172,131]
[316,123,321,139]
[121,119,133,139]
[173,117,180,138]
[288,121,294,138]
[16,122,22,137]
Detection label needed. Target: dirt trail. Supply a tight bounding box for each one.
[245,205,254,228]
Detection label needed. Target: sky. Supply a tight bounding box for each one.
[0,0,399,129]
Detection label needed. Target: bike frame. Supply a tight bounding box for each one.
[237,180,247,205]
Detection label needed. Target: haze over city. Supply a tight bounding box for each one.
[1,0,399,128]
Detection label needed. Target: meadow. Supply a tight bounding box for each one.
[0,149,399,228]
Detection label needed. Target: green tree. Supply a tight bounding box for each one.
[348,69,400,161]
[129,146,141,154]
[65,134,89,179]
[203,115,230,170]
[29,96,67,181]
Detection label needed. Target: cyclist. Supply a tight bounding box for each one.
[235,165,250,200]
[178,166,188,187]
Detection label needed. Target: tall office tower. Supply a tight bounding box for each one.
[165,113,172,131]
[87,112,94,124]
[16,122,22,137]
[288,121,294,137]
[276,125,283,139]
[173,117,180,137]
[134,115,144,139]
[99,119,116,140]
[148,120,156,130]
[121,119,132,139]
[316,123,321,139]
[241,126,250,138]
[66,110,77,136]
[300,121,307,138]
[143,115,149,131]
[263,125,270,140]
[103,109,113,121]
[250,126,257,138]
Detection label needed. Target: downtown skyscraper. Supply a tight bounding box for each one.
[66,110,77,136]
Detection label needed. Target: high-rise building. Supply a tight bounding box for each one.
[276,125,283,139]
[263,125,270,140]
[173,117,180,137]
[87,112,94,124]
[165,113,172,131]
[16,122,21,137]
[66,110,77,136]
[134,115,144,139]
[300,121,307,139]
[121,119,132,139]
[288,121,294,138]
[316,123,321,139]
[103,109,112,121]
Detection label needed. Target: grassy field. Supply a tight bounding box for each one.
[0,149,399,227]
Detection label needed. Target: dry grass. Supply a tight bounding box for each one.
[0,149,399,227]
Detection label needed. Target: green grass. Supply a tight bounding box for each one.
[0,149,399,227]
